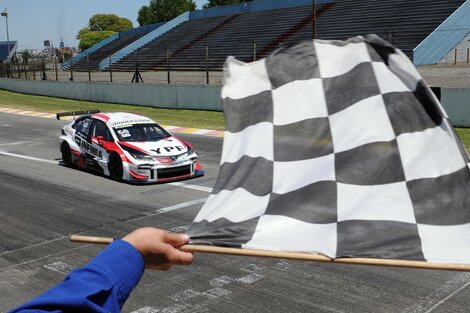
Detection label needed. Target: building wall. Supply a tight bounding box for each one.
[441,88,470,127]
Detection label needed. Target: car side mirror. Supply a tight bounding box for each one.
[93,136,105,146]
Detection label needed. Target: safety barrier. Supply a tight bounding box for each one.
[0,78,222,111]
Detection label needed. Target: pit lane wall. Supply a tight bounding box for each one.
[0,79,223,111]
[0,79,469,126]
[441,88,470,127]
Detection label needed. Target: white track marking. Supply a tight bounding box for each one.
[403,273,470,313]
[128,198,207,224]
[132,260,297,312]
[0,141,29,146]
[154,198,208,214]
[44,261,74,275]
[130,307,159,313]
[1,198,206,271]
[0,244,92,272]
[169,182,212,193]
[0,236,67,257]
[0,150,58,165]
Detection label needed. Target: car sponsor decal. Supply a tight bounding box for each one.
[110,118,153,127]
[74,132,87,145]
[150,145,185,155]
[80,140,103,158]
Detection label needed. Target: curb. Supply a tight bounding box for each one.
[0,107,224,138]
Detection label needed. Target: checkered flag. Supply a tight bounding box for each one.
[188,35,470,265]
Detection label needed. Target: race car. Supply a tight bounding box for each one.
[57,110,204,183]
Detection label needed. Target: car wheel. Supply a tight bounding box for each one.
[108,153,123,181]
[61,142,73,167]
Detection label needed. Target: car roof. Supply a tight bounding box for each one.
[91,112,155,127]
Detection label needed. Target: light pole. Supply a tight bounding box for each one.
[1,8,10,61]
[312,0,317,39]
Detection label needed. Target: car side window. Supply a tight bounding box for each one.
[90,120,112,142]
[73,118,92,135]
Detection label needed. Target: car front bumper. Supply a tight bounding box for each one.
[126,161,204,183]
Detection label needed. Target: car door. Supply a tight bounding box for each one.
[72,117,91,153]
[89,119,112,171]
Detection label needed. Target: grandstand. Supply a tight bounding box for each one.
[62,23,163,72]
[68,0,466,72]
[0,41,17,63]
[64,33,147,72]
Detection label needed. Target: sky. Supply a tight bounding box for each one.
[0,0,208,50]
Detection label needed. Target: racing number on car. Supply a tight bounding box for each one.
[150,146,184,154]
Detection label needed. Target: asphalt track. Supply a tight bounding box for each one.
[1,111,470,312]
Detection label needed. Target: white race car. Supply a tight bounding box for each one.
[57,110,204,183]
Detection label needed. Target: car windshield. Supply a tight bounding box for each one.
[113,123,171,142]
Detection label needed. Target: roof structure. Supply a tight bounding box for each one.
[0,41,17,62]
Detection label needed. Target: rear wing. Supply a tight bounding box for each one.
[56,110,101,120]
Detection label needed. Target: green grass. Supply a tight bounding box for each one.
[455,128,470,152]
[0,89,225,130]
[1,89,470,152]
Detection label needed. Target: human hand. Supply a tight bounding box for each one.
[123,227,193,270]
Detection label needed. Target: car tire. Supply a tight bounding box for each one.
[108,153,123,181]
[61,142,73,167]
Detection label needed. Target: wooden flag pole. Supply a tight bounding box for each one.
[70,234,114,244]
[70,235,470,272]
[180,244,332,263]
[333,257,470,272]
[180,245,470,272]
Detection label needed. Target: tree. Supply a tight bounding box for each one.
[89,14,132,32]
[203,0,253,9]
[76,28,92,40]
[20,50,32,63]
[137,0,196,26]
[76,14,132,51]
[79,31,117,51]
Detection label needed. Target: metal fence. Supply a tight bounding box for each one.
[1,40,469,88]
[0,56,225,85]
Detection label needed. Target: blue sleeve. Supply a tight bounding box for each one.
[8,240,145,313]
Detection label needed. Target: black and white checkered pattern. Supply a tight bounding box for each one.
[188,35,470,264]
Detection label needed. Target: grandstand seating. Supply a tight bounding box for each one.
[309,0,466,59]
[0,41,17,63]
[65,32,148,72]
[107,0,465,71]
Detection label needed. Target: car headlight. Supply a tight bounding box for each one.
[186,145,194,156]
[130,153,153,160]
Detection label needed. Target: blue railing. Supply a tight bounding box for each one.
[118,22,163,38]
[414,1,470,65]
[190,0,332,19]
[99,12,190,70]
